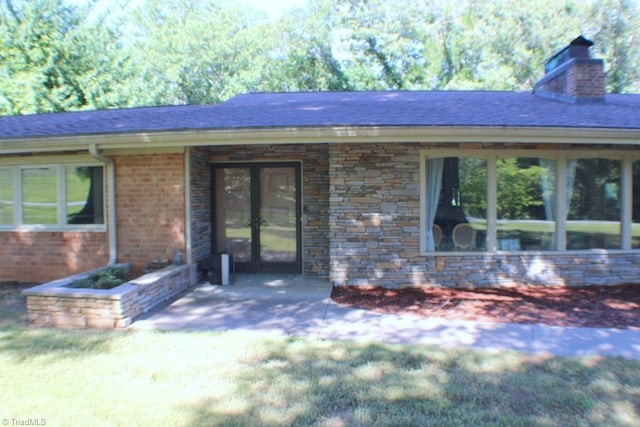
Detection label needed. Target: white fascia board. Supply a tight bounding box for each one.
[0,126,639,154]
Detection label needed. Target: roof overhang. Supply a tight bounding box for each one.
[0,125,639,155]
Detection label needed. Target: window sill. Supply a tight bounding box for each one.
[421,248,640,256]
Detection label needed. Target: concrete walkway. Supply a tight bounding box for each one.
[131,274,640,360]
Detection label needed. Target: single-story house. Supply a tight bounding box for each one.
[1,36,640,288]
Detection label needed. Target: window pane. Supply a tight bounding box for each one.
[497,158,555,250]
[66,166,104,224]
[22,167,57,224]
[430,157,486,251]
[633,161,640,249]
[215,168,252,263]
[567,158,621,249]
[0,168,13,225]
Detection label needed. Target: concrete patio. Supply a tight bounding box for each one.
[131,274,640,360]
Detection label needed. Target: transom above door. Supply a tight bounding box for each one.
[212,163,302,273]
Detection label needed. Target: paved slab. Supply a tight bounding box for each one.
[532,324,640,359]
[132,274,333,337]
[131,274,640,360]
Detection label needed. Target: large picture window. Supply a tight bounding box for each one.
[423,151,635,253]
[0,164,104,229]
[497,158,555,250]
[567,159,621,250]
[426,157,486,251]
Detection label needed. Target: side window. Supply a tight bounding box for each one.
[0,168,13,225]
[0,164,104,228]
[66,166,104,225]
[21,167,57,225]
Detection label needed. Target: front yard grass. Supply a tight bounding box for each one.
[2,286,640,426]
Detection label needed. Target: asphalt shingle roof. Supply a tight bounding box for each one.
[0,90,639,140]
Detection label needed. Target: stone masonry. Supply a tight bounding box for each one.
[189,146,212,274]
[329,142,640,288]
[23,263,195,329]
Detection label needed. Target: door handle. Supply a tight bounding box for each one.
[253,217,268,231]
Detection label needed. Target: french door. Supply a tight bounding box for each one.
[212,163,302,273]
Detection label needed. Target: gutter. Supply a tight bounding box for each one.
[89,144,118,265]
[1,126,640,154]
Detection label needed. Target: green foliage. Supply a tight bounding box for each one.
[589,0,640,93]
[69,266,130,290]
[1,0,639,115]
[458,158,487,218]
[497,159,545,219]
[0,0,133,115]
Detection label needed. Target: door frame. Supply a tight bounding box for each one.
[211,161,302,273]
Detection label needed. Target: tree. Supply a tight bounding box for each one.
[589,0,640,93]
[125,0,278,105]
[496,159,544,220]
[0,0,132,115]
[266,1,351,92]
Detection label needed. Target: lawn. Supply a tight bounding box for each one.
[2,286,640,426]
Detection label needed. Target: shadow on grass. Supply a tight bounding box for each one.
[0,283,115,361]
[0,327,116,361]
[0,282,31,329]
[184,338,640,426]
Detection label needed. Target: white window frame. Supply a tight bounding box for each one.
[0,159,106,232]
[420,149,637,254]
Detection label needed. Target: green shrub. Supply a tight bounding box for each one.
[69,267,130,290]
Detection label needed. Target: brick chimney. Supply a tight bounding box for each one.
[534,36,606,103]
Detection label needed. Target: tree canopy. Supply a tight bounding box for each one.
[1,0,639,115]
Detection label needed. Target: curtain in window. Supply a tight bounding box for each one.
[567,159,576,214]
[426,158,444,251]
[540,159,575,218]
[540,159,556,221]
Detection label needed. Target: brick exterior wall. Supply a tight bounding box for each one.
[536,58,605,100]
[207,144,330,277]
[568,61,606,98]
[0,231,108,283]
[115,153,186,275]
[329,142,640,288]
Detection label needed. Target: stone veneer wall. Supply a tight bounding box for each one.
[329,142,640,288]
[23,263,195,329]
[209,144,330,277]
[189,147,212,274]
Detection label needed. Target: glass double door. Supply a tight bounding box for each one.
[212,163,301,273]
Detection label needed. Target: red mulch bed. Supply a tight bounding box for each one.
[331,284,640,329]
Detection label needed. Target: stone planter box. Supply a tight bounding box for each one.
[22,263,196,329]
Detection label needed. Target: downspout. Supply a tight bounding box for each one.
[89,144,118,265]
